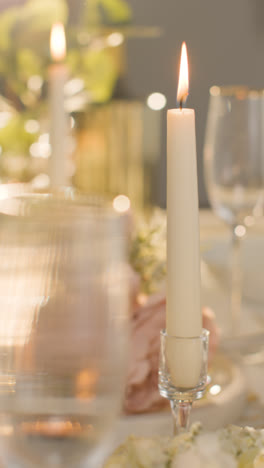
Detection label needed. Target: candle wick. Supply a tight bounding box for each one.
[179,92,188,111]
[179,98,183,111]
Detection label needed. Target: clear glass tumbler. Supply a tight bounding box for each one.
[0,190,129,468]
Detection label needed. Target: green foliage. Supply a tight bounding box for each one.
[130,211,167,294]
[0,0,131,111]
[16,50,43,81]
[80,49,118,102]
[0,8,19,51]
[67,46,118,103]
[84,0,132,26]
[0,0,132,165]
[0,113,38,155]
[99,0,132,24]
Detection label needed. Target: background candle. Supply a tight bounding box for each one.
[49,23,68,187]
[166,42,202,387]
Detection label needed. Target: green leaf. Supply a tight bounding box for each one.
[99,0,132,24]
[84,0,132,26]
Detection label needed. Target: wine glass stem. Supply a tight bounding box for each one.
[170,400,192,435]
[230,227,243,335]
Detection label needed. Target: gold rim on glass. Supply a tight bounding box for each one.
[209,85,264,99]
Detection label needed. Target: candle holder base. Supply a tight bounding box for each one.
[158,329,209,435]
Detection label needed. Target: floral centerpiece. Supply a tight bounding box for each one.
[104,424,264,468]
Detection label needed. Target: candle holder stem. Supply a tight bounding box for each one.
[170,400,192,435]
[159,329,209,435]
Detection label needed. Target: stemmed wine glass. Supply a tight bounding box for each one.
[204,86,264,337]
[0,190,129,468]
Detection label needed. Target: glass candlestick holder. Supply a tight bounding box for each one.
[159,329,209,435]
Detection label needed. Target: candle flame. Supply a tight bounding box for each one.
[177,42,189,107]
[50,23,66,62]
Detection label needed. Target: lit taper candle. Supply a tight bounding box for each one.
[166,43,202,386]
[49,23,68,187]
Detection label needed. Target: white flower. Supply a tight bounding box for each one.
[171,432,236,468]
[104,425,264,468]
[171,448,202,468]
[104,436,169,468]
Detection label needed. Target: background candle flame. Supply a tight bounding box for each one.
[177,42,189,106]
[50,23,66,62]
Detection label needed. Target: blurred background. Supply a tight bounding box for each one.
[0,0,263,209]
[1,1,264,454]
[126,0,264,206]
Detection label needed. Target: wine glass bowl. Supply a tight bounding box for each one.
[204,86,264,228]
[0,192,129,468]
[204,86,264,335]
